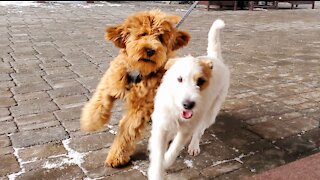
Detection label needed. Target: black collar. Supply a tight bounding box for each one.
[127,70,159,84]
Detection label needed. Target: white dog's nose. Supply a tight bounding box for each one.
[183,100,195,110]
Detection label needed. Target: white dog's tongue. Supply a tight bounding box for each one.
[182,110,193,119]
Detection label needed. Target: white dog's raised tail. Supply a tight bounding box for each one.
[207,19,225,60]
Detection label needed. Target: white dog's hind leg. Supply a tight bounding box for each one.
[163,132,191,169]
[148,126,169,180]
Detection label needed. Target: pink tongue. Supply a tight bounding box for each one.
[182,110,193,119]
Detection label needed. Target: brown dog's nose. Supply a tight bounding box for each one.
[146,48,155,57]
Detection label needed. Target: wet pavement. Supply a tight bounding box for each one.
[0,1,319,179]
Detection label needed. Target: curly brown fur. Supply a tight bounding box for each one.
[80,9,190,167]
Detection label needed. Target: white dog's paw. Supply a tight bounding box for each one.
[188,144,200,156]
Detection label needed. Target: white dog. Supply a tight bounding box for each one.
[148,19,230,180]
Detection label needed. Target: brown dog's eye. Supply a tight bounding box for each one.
[196,78,205,87]
[141,33,147,37]
[177,76,183,83]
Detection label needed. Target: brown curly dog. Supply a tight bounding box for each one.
[80,10,190,167]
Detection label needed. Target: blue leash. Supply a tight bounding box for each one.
[176,1,199,28]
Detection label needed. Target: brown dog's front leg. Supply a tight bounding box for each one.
[105,107,150,167]
[80,59,129,132]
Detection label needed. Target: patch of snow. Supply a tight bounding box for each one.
[132,161,147,177]
[104,2,121,7]
[21,157,38,165]
[0,1,40,7]
[184,159,193,168]
[175,9,187,12]
[212,152,255,167]
[109,129,117,135]
[232,147,239,153]
[42,138,88,174]
[8,147,26,180]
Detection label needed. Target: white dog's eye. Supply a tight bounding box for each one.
[196,78,205,87]
[177,76,183,83]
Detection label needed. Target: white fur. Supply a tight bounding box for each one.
[148,19,230,180]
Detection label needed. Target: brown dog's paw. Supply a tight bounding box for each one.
[105,154,131,168]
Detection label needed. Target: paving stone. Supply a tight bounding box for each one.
[69,64,101,77]
[19,120,60,131]
[0,88,12,98]
[54,106,82,121]
[275,135,317,158]
[0,97,16,108]
[68,132,114,153]
[43,66,74,75]
[248,117,319,140]
[0,121,17,135]
[11,82,51,94]
[280,96,309,106]
[0,81,15,88]
[18,142,67,162]
[300,128,320,147]
[246,112,302,125]
[77,76,100,92]
[48,84,88,98]
[215,168,254,180]
[10,126,68,148]
[243,149,291,174]
[215,128,272,154]
[0,74,12,81]
[0,108,10,117]
[15,112,56,126]
[0,135,11,147]
[0,116,13,122]
[15,164,84,180]
[10,98,58,117]
[61,120,81,132]
[53,94,87,109]
[0,62,14,73]
[0,146,14,156]
[39,60,70,68]
[82,148,131,178]
[107,170,147,180]
[13,91,49,102]
[166,168,203,180]
[201,161,242,178]
[10,73,44,86]
[0,154,20,176]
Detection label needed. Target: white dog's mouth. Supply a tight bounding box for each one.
[181,109,193,119]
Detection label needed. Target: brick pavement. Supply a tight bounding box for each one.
[0,1,319,179]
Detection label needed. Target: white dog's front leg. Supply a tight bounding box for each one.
[163,132,190,169]
[148,126,168,180]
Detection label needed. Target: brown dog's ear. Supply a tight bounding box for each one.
[105,25,126,48]
[172,30,190,51]
[164,58,178,70]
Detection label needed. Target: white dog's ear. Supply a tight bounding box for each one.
[105,24,127,48]
[200,59,213,70]
[164,58,178,70]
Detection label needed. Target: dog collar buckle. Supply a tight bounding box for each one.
[127,70,142,84]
